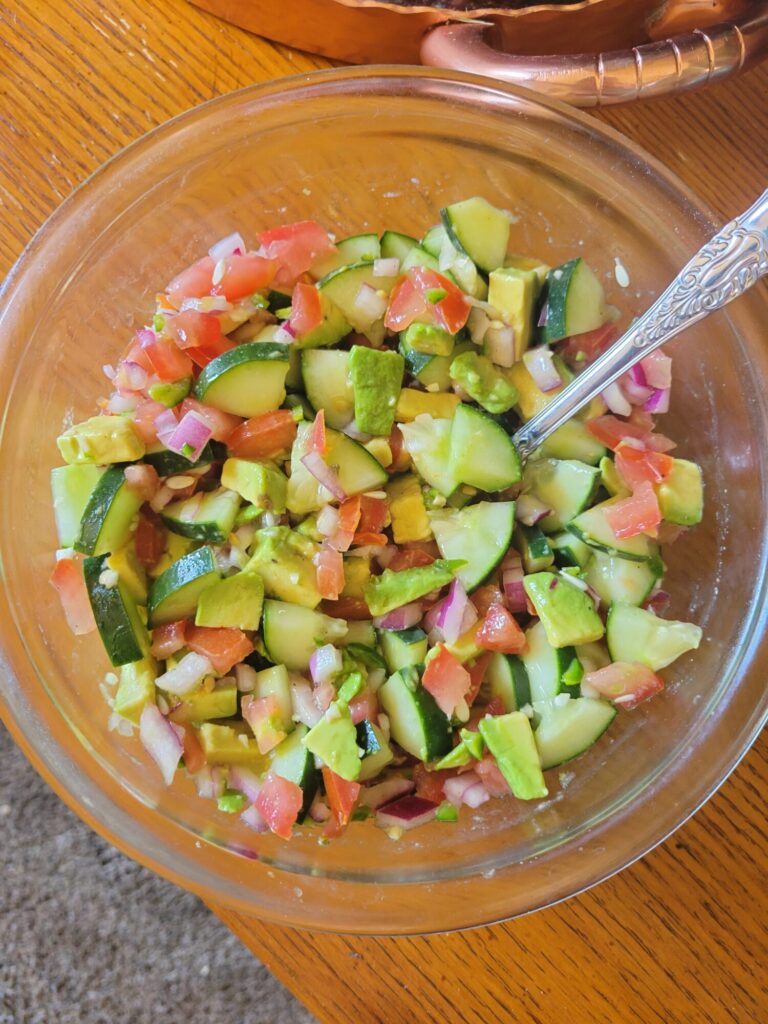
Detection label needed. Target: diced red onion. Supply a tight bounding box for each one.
[118,360,149,392]
[107,393,138,414]
[208,231,246,261]
[437,578,474,645]
[274,322,296,344]
[602,380,632,416]
[180,295,232,313]
[228,766,263,803]
[373,601,423,631]
[156,652,213,696]
[621,366,654,406]
[524,346,561,391]
[373,257,400,278]
[643,589,671,615]
[241,804,269,833]
[314,679,336,714]
[308,793,332,822]
[341,420,371,442]
[192,767,215,799]
[516,493,551,527]
[149,484,175,513]
[641,351,672,389]
[643,387,670,414]
[467,307,491,345]
[361,776,415,810]
[443,773,480,807]
[462,781,491,809]
[300,450,348,501]
[375,795,438,831]
[153,407,180,445]
[375,545,399,569]
[235,663,258,693]
[537,301,549,327]
[139,704,183,786]
[165,410,213,463]
[135,327,156,348]
[103,363,117,381]
[317,505,340,537]
[502,574,528,613]
[486,324,516,368]
[291,680,323,728]
[309,644,342,687]
[353,282,388,323]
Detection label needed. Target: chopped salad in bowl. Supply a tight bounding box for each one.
[50,196,703,841]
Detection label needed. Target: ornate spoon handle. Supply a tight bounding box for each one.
[513,191,768,462]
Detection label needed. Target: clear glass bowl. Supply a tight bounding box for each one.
[0,67,766,935]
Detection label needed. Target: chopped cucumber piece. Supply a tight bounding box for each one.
[301,349,354,429]
[522,458,600,533]
[428,501,515,591]
[606,604,702,670]
[84,555,150,666]
[568,500,663,566]
[194,342,290,417]
[488,652,531,712]
[380,230,418,263]
[441,196,510,273]
[75,466,143,557]
[286,422,388,516]
[378,667,452,762]
[542,258,608,344]
[584,551,660,607]
[379,628,429,674]
[161,487,241,544]
[262,599,348,671]
[318,260,399,344]
[520,621,582,706]
[148,546,220,627]
[51,464,106,548]
[535,697,616,770]
[449,404,522,492]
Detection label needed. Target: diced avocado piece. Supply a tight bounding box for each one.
[478,712,548,799]
[199,723,267,766]
[378,627,429,674]
[395,388,460,422]
[401,322,454,357]
[342,555,372,600]
[57,415,146,465]
[504,254,550,288]
[656,459,703,526]
[363,559,461,617]
[168,678,238,724]
[221,458,287,513]
[387,474,432,544]
[449,351,518,415]
[114,657,157,724]
[195,572,264,630]
[434,743,472,770]
[523,572,605,647]
[600,455,630,498]
[356,720,394,781]
[436,801,459,822]
[348,345,405,435]
[245,526,321,609]
[606,603,702,671]
[107,545,148,604]
[50,464,106,548]
[302,704,361,782]
[218,791,249,814]
[364,437,394,468]
[488,266,539,359]
[149,378,192,408]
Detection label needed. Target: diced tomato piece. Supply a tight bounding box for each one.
[180,724,206,774]
[641,350,672,390]
[150,619,189,659]
[135,514,166,568]
[384,276,427,332]
[212,253,276,301]
[348,687,379,726]
[471,584,504,618]
[358,496,388,534]
[388,547,435,572]
[50,558,96,636]
[605,481,662,539]
[242,694,287,754]
[167,256,216,303]
[184,625,254,675]
[337,496,362,535]
[131,399,172,444]
[559,323,620,368]
[322,767,361,829]
[289,282,323,339]
[139,333,194,382]
[422,644,472,718]
[227,409,297,460]
[474,755,511,797]
[306,408,327,456]
[586,414,651,451]
[413,764,456,804]
[122,339,155,375]
[615,443,674,491]
[409,267,471,333]
[483,696,506,717]
[353,532,388,547]
[584,661,664,710]
[179,396,242,441]
[321,596,371,620]
[466,652,492,707]
[259,220,336,289]
[166,309,234,368]
[477,603,527,654]
[254,772,303,840]
[315,542,345,601]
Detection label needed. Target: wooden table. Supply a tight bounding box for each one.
[1,3,766,1021]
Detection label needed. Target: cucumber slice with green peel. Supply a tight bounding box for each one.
[549,531,593,570]
[448,404,522,492]
[537,419,607,466]
[378,666,452,762]
[421,224,448,259]
[249,328,302,388]
[380,230,418,263]
[193,342,290,417]
[254,664,293,729]
[143,441,218,477]
[399,339,473,392]
[379,627,428,674]
[74,466,143,557]
[423,222,486,298]
[148,546,220,627]
[535,697,616,770]
[318,260,399,340]
[568,500,663,565]
[606,604,702,671]
[84,554,150,666]
[313,234,381,278]
[584,551,660,607]
[286,422,388,516]
[269,724,319,821]
[261,599,348,671]
[522,458,601,533]
[401,246,442,274]
[51,464,106,548]
[440,196,511,273]
[515,523,554,573]
[301,349,354,429]
[428,500,515,591]
[521,621,582,707]
[541,258,608,344]
[292,291,352,352]
[488,652,531,712]
[357,721,394,781]
[337,620,377,648]
[397,416,460,498]
[160,487,240,543]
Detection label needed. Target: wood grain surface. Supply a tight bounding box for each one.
[0,3,766,1022]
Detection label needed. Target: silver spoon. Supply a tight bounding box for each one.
[513,191,768,462]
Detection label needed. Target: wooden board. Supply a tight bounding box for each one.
[0,3,766,1022]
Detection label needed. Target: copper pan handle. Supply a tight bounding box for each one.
[420,4,768,107]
